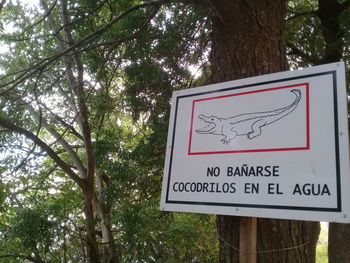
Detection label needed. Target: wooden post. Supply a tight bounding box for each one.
[239,217,257,263]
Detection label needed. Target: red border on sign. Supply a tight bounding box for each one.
[188,83,310,155]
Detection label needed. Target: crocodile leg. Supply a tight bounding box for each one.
[247,119,266,139]
[221,127,237,144]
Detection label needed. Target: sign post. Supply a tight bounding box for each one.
[240,217,257,263]
[161,62,350,223]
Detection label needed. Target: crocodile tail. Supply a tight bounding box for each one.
[284,89,301,113]
[265,89,302,124]
[290,89,301,106]
[228,89,302,125]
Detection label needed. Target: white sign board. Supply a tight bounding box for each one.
[160,62,350,222]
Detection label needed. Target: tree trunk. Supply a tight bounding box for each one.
[209,1,320,262]
[94,170,118,263]
[216,215,240,263]
[316,1,350,261]
[328,223,350,262]
[209,0,287,84]
[258,219,319,263]
[83,186,101,263]
[318,0,344,64]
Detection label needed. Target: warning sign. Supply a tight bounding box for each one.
[188,83,309,154]
[160,62,350,222]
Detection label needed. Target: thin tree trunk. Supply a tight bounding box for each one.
[83,186,101,263]
[40,2,102,261]
[209,1,320,262]
[95,170,118,263]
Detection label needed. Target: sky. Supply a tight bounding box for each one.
[20,0,39,7]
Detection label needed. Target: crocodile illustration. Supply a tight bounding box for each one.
[195,89,302,144]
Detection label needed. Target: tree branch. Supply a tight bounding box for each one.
[317,0,345,63]
[40,0,67,50]
[13,109,43,172]
[40,101,83,141]
[286,40,321,65]
[0,0,167,91]
[26,0,58,33]
[343,0,350,9]
[0,253,43,263]
[0,87,88,178]
[60,0,95,183]
[0,116,85,188]
[40,0,80,107]
[286,10,317,21]
[76,2,163,52]
[41,71,79,115]
[0,0,5,13]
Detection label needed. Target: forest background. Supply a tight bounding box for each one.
[0,0,349,262]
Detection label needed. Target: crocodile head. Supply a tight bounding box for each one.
[196,114,221,135]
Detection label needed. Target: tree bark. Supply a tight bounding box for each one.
[316,1,350,261]
[83,185,101,263]
[94,170,118,263]
[209,1,320,262]
[257,219,319,263]
[317,0,345,63]
[328,223,350,262]
[209,0,287,84]
[216,215,240,263]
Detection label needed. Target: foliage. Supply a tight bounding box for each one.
[0,0,213,262]
[286,0,323,67]
[286,0,350,81]
[10,208,54,251]
[316,223,328,263]
[316,245,328,263]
